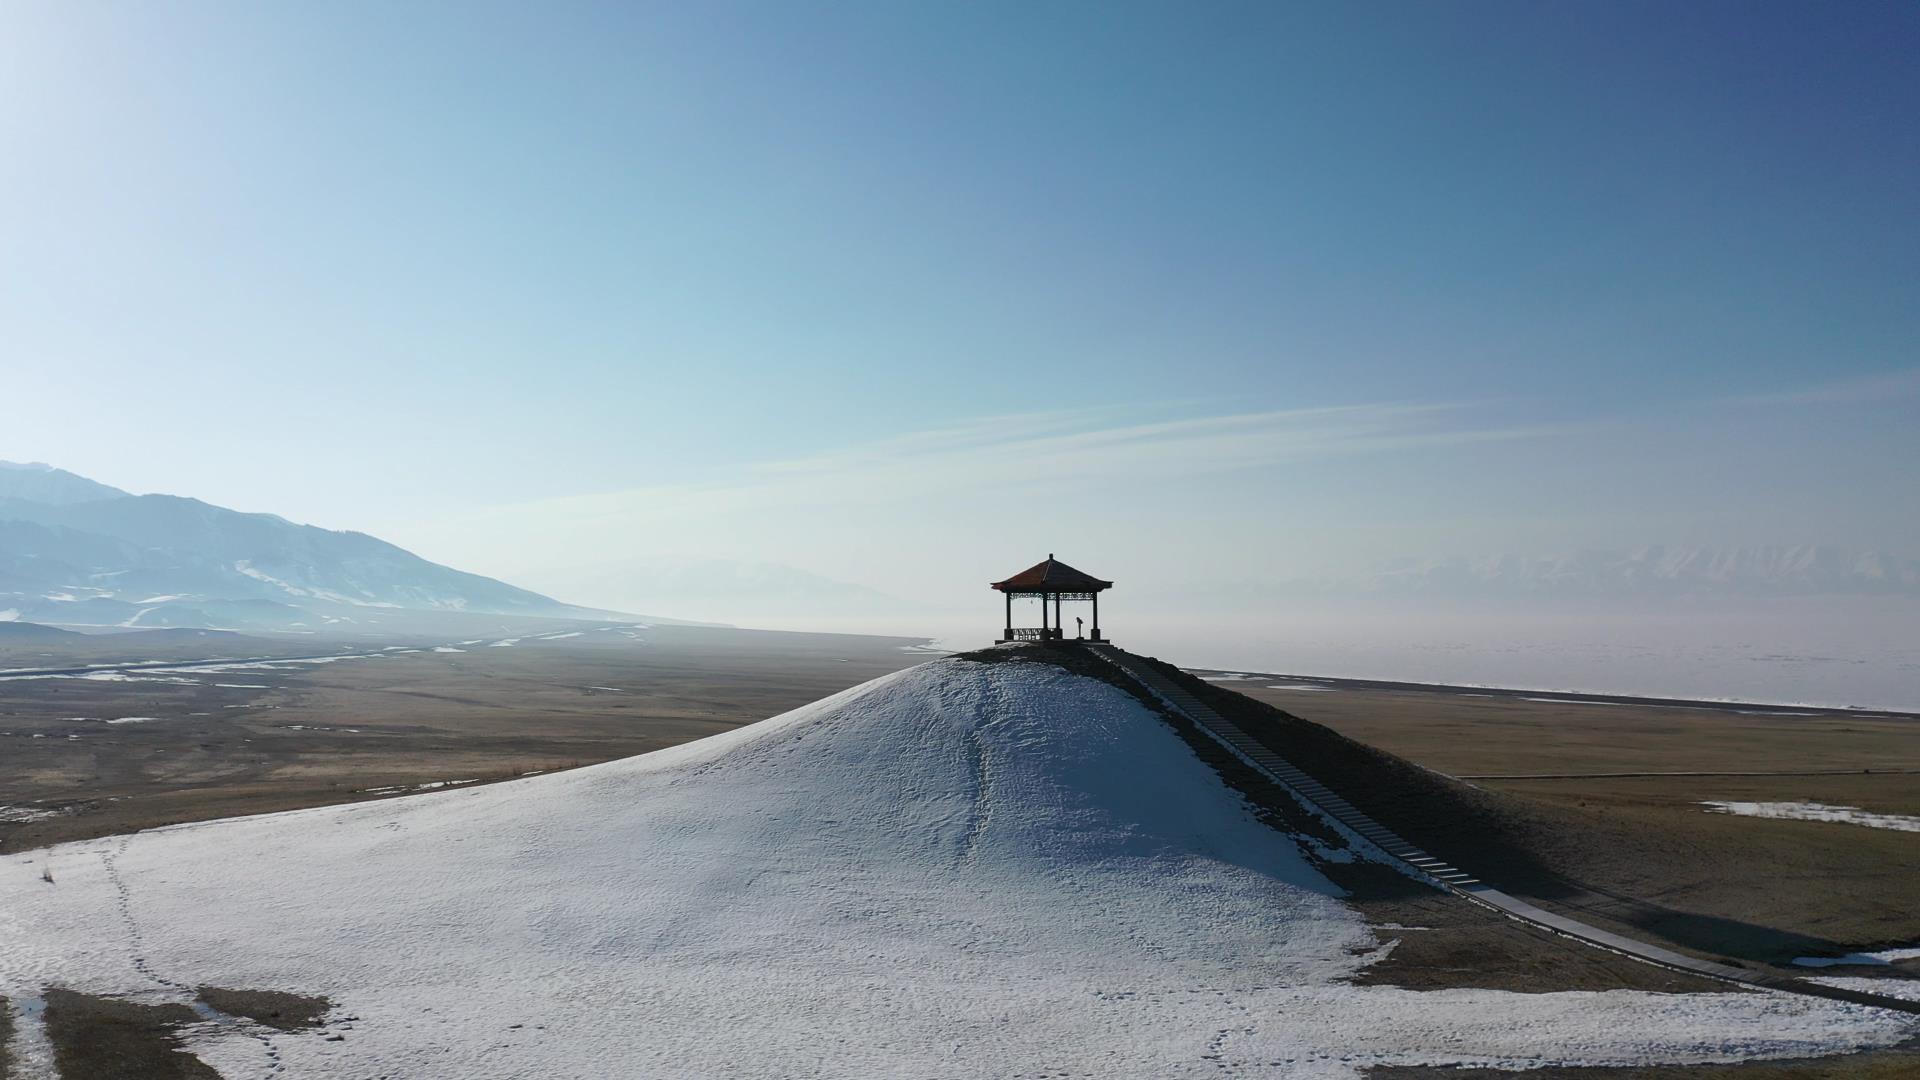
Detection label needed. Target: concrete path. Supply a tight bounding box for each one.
[1085,643,1920,1016]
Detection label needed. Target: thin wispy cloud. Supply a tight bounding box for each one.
[449,400,1563,532]
[757,402,1550,489]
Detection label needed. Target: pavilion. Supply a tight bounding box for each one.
[991,554,1112,644]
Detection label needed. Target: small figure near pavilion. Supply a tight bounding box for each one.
[991,555,1112,644]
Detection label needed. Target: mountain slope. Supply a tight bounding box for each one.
[0,653,1905,1077]
[0,461,128,505]
[0,494,586,613]
[0,465,626,629]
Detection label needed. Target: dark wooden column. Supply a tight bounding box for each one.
[1091,592,1101,641]
[1003,592,1012,641]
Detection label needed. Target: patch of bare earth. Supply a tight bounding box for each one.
[195,986,331,1031]
[40,988,218,1080]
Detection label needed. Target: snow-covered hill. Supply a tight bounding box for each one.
[1,654,1908,1078]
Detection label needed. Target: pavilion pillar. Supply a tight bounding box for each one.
[1053,594,1062,639]
[1003,592,1012,642]
[1091,592,1101,642]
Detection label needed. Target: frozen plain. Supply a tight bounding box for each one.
[1,657,1914,1078]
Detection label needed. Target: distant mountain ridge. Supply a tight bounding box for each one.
[1301,546,1920,598]
[0,462,631,631]
[0,461,129,506]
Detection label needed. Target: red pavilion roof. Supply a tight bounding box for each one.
[990,555,1112,594]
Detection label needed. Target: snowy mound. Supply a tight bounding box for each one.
[2,656,1913,1078]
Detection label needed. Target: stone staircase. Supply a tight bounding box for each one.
[1083,643,1478,886]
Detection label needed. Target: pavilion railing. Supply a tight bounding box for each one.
[1008,627,1052,642]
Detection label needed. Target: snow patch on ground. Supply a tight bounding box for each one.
[0,670,207,685]
[1807,977,1920,1003]
[0,660,1911,1078]
[1268,683,1337,692]
[432,646,466,653]
[357,778,480,794]
[106,717,157,725]
[1702,801,1920,833]
[0,653,390,686]
[1794,947,1920,968]
[138,653,381,676]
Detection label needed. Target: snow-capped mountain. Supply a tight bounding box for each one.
[1318,546,1920,598]
[0,462,621,629]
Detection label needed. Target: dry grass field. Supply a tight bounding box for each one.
[0,623,929,853]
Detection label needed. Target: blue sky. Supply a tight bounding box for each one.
[2,2,1915,611]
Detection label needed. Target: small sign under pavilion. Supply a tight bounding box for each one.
[991,555,1112,644]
